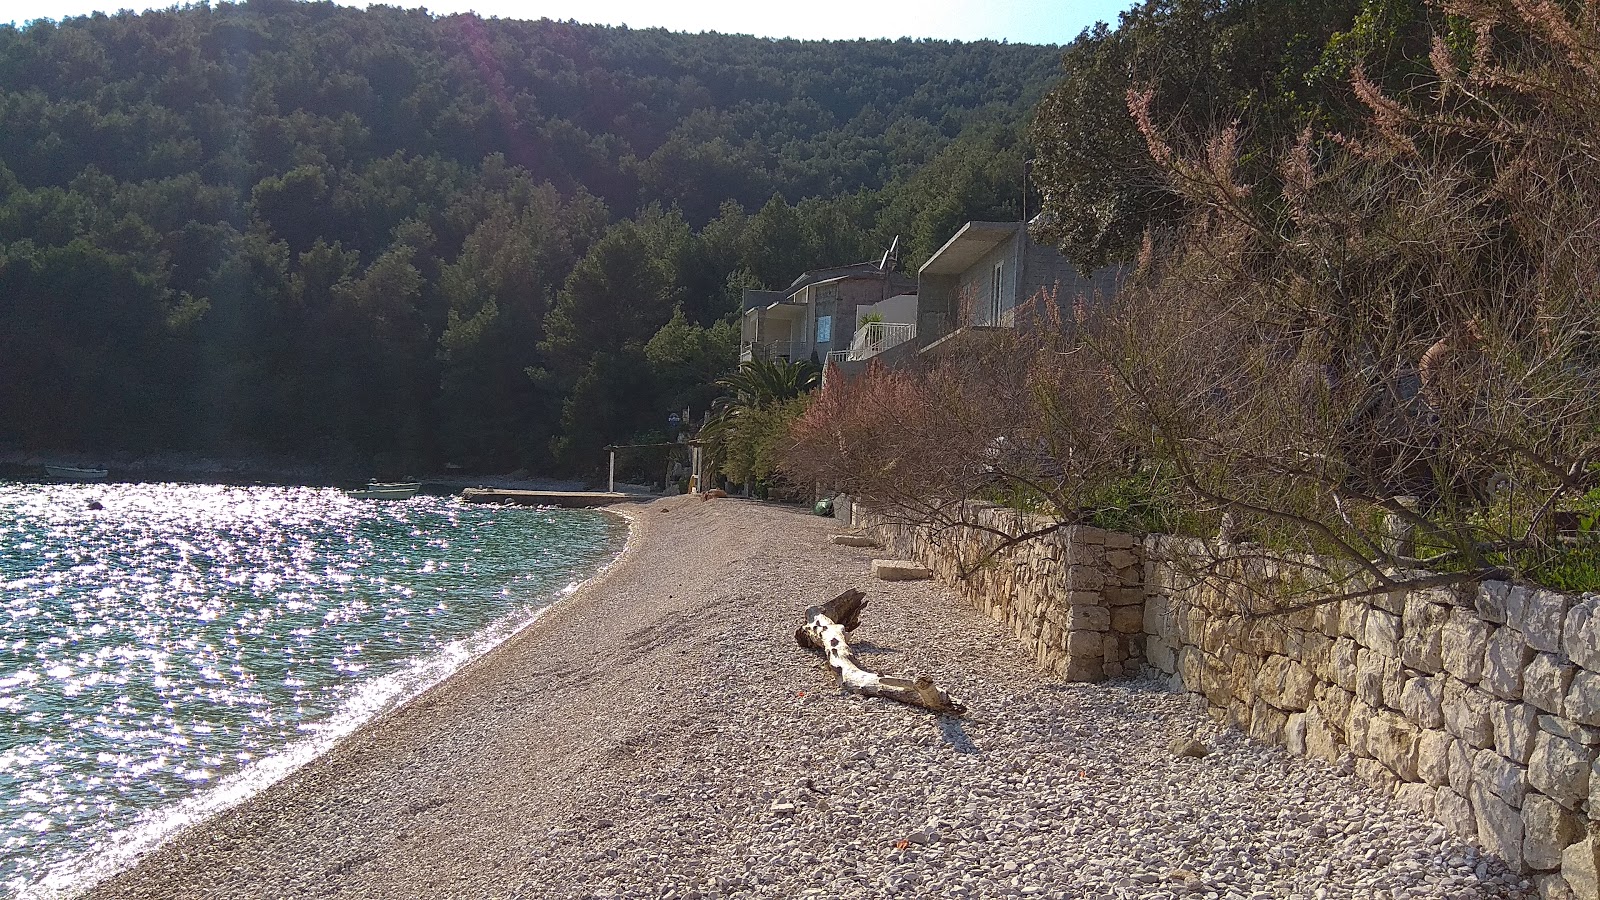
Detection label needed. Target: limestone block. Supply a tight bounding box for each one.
[871,559,933,581]
[1374,586,1409,616]
[1401,595,1450,673]
[1418,729,1454,787]
[1356,648,1391,708]
[1348,699,1377,759]
[1448,737,1475,796]
[1435,787,1477,840]
[1065,604,1111,632]
[1477,581,1512,625]
[1178,646,1207,693]
[1484,626,1535,700]
[1541,872,1578,900]
[1566,595,1600,674]
[1104,531,1136,550]
[1064,565,1106,592]
[1515,588,1573,655]
[1202,617,1231,655]
[1060,653,1104,682]
[1443,678,1496,749]
[1564,837,1599,900]
[1569,671,1600,728]
[1401,674,1446,729]
[1110,604,1143,634]
[1063,542,1105,566]
[1493,701,1541,765]
[1539,715,1600,746]
[1441,610,1493,684]
[829,533,880,547]
[1143,594,1173,638]
[1342,600,1370,642]
[1104,548,1139,570]
[1593,757,1600,823]
[1523,793,1586,872]
[1330,638,1360,693]
[1285,712,1309,755]
[1368,711,1422,782]
[1304,708,1344,763]
[1146,638,1178,675]
[1383,662,1412,710]
[1367,607,1402,657]
[1527,653,1578,716]
[1471,783,1527,872]
[1065,630,1103,656]
[1250,699,1290,746]
[1257,654,1317,712]
[1529,731,1595,810]
[1356,757,1400,796]
[1472,748,1529,808]
[1300,632,1335,682]
[1104,586,1144,607]
[1316,601,1343,639]
[1397,782,1437,818]
[1317,685,1355,730]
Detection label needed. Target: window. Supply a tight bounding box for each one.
[816,315,832,344]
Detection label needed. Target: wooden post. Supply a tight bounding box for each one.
[608,449,615,494]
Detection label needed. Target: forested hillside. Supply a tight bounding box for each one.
[0,0,1059,474]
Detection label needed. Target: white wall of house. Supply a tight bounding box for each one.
[855,293,918,328]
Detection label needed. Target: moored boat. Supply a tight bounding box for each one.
[344,481,421,500]
[44,465,109,481]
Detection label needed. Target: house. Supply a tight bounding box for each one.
[914,221,1123,354]
[738,261,916,366]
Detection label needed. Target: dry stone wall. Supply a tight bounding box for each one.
[852,503,1144,680]
[848,502,1600,900]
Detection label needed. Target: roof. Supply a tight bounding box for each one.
[918,222,1020,277]
[785,261,892,293]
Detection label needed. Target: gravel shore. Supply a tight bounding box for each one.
[84,496,1530,900]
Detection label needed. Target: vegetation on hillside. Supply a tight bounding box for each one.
[0,1,1056,475]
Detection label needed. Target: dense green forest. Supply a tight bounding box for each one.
[0,0,1057,475]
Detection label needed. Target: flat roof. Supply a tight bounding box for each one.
[918,222,1019,277]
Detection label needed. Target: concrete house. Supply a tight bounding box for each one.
[915,221,1123,353]
[738,261,915,366]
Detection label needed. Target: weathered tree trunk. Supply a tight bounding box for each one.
[795,589,966,715]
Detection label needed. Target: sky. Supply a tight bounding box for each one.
[0,0,1135,45]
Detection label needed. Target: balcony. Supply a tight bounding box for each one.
[738,340,797,363]
[843,322,916,361]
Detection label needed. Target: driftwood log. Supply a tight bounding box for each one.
[795,588,966,715]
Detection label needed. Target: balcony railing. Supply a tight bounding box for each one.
[739,340,797,363]
[844,322,916,361]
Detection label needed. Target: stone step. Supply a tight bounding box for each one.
[872,559,933,581]
[830,534,881,548]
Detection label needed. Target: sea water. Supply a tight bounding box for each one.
[0,482,625,897]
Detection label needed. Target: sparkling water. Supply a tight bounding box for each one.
[0,482,625,897]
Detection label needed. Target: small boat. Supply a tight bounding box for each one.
[344,481,421,500]
[44,465,109,481]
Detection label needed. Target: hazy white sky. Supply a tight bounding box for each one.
[0,0,1134,45]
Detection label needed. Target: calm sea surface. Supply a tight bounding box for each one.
[0,482,625,898]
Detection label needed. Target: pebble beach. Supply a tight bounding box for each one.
[83,496,1532,900]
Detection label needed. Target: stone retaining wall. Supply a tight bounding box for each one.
[854,504,1144,681]
[850,502,1600,900]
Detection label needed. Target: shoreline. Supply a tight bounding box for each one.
[79,496,1528,900]
[24,503,634,900]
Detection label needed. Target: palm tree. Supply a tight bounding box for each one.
[701,358,820,491]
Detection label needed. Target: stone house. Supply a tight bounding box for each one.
[738,262,915,367]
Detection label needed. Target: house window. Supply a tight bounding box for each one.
[816,315,832,344]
